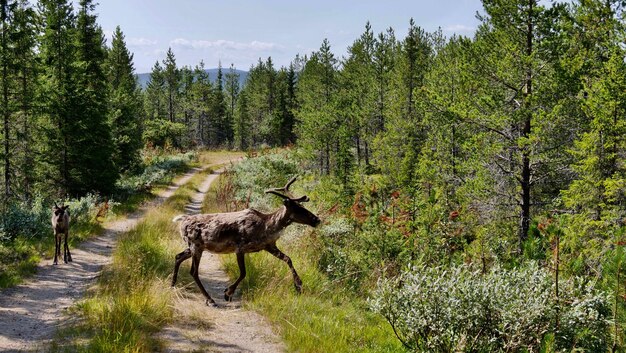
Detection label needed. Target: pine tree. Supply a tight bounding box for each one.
[466,0,571,249]
[372,28,396,136]
[374,20,431,186]
[105,26,142,173]
[295,39,338,174]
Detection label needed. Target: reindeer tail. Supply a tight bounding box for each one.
[172,214,188,223]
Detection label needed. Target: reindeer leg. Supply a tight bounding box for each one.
[64,230,72,263]
[171,248,191,286]
[190,251,217,307]
[53,233,59,265]
[265,245,302,293]
[224,252,246,301]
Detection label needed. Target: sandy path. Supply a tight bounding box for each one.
[160,169,285,353]
[0,166,205,353]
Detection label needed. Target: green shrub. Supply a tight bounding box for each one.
[230,150,299,210]
[115,151,196,196]
[370,262,611,352]
[0,194,103,242]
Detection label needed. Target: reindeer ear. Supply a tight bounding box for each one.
[62,205,69,210]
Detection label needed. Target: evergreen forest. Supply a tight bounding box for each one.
[1,0,626,351]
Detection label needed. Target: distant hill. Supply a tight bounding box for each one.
[136,68,248,89]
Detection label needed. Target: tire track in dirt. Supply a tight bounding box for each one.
[0,166,206,353]
[160,168,285,353]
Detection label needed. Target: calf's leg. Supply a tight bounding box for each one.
[224,252,246,301]
[63,231,72,263]
[53,233,60,265]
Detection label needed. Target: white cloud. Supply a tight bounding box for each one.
[170,38,283,52]
[128,37,158,47]
[443,24,475,33]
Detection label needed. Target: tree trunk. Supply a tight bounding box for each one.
[519,0,534,249]
[2,9,9,198]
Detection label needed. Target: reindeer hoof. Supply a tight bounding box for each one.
[206,299,218,307]
[224,288,234,301]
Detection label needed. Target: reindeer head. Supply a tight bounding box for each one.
[52,202,69,223]
[266,176,321,227]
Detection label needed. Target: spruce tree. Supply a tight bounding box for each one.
[37,0,78,196]
[191,61,212,146]
[10,0,38,200]
[73,0,116,194]
[145,60,165,120]
[105,26,142,173]
[1,0,11,198]
[234,90,250,150]
[212,62,227,146]
[224,63,239,144]
[163,48,179,124]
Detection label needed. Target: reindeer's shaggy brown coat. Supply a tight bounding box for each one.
[171,177,320,306]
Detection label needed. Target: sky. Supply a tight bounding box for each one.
[93,0,484,74]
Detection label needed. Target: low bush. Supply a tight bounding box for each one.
[370,262,612,352]
[115,151,196,197]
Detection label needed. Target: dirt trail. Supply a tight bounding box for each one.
[159,170,285,353]
[0,166,206,353]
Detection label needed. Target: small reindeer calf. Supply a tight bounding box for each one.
[52,202,72,265]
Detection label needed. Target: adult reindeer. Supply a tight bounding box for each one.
[51,202,72,265]
[171,176,321,306]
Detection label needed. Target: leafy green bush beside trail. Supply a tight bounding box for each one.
[371,263,611,352]
[114,151,196,196]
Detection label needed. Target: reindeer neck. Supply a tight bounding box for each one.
[265,205,292,234]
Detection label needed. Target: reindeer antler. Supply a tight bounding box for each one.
[265,176,310,202]
[265,176,297,195]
